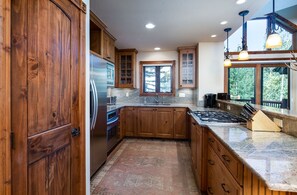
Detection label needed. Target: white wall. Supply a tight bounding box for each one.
[83,0,90,194]
[198,42,225,102]
[136,51,179,89]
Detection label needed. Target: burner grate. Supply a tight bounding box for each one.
[193,111,246,123]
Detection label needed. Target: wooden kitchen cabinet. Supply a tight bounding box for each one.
[155,108,174,138]
[190,116,208,192]
[116,49,138,88]
[103,31,116,63]
[138,107,156,137]
[178,46,197,88]
[122,107,137,137]
[173,108,188,139]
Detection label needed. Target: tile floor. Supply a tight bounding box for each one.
[91,139,200,195]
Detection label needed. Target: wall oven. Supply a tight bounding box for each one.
[107,109,120,152]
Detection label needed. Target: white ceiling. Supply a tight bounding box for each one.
[90,0,296,52]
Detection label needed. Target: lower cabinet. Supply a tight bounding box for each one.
[173,108,188,139]
[138,107,156,137]
[122,107,188,139]
[207,146,242,195]
[190,115,208,192]
[122,107,137,137]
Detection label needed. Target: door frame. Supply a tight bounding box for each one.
[0,0,11,193]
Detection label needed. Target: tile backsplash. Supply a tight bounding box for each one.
[109,88,195,104]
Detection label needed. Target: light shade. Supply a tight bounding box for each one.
[224,59,232,67]
[238,50,249,60]
[266,33,282,48]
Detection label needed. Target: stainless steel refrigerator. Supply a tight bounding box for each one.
[90,53,107,176]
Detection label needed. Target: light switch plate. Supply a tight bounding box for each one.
[217,103,221,108]
[179,93,186,97]
[125,92,129,97]
[227,105,231,110]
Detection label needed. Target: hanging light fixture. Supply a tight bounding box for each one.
[238,10,249,61]
[266,0,282,49]
[224,28,232,67]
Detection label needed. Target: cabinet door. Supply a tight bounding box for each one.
[155,108,174,138]
[178,47,196,88]
[196,125,202,189]
[173,108,187,139]
[138,108,155,137]
[124,107,137,137]
[103,32,109,59]
[108,38,115,63]
[117,50,137,88]
[190,118,197,178]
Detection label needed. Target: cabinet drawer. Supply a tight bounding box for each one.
[208,131,243,186]
[208,146,242,195]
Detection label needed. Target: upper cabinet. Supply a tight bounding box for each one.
[178,46,197,88]
[90,11,116,63]
[116,49,138,88]
[103,31,116,63]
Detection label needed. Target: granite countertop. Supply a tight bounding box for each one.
[107,103,200,112]
[207,124,297,192]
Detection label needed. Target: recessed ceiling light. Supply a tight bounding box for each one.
[220,21,228,25]
[154,47,161,51]
[236,0,246,4]
[211,35,217,38]
[145,23,155,29]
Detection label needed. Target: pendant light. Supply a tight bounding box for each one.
[266,0,282,48]
[224,28,232,67]
[238,10,249,61]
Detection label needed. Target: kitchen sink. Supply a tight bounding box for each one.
[143,102,171,106]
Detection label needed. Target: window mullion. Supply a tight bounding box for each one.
[156,66,161,93]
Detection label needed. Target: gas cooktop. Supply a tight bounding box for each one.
[192,111,246,123]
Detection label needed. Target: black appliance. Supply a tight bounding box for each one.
[192,111,246,123]
[107,109,120,153]
[217,93,231,100]
[204,93,216,108]
[90,53,107,177]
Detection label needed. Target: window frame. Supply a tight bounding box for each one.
[139,60,176,96]
[225,63,290,109]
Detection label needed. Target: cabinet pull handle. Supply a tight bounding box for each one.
[208,160,215,165]
[221,183,230,193]
[222,155,231,163]
[207,187,214,194]
[208,137,214,143]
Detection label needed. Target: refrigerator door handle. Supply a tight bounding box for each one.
[90,80,96,130]
[93,80,99,130]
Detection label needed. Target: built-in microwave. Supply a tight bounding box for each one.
[107,63,115,87]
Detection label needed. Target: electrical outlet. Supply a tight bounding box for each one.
[273,118,283,128]
[227,105,231,110]
[179,93,185,97]
[217,103,221,108]
[125,92,129,97]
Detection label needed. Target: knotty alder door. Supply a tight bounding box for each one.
[11,0,84,194]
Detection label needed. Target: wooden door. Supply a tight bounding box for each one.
[155,108,174,138]
[173,108,187,139]
[11,0,85,194]
[138,108,155,137]
[124,107,137,136]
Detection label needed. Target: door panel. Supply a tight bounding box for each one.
[12,0,82,194]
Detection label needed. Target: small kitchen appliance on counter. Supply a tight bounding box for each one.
[204,93,216,108]
[217,93,230,100]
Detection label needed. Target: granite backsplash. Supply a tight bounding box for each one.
[108,88,196,105]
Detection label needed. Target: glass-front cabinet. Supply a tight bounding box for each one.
[116,49,138,88]
[178,46,197,88]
